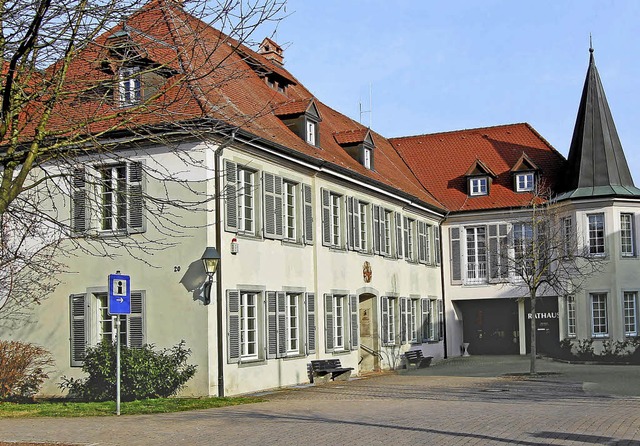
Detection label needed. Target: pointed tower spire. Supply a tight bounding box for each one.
[561,45,640,198]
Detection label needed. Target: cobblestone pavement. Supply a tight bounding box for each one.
[1,357,640,445]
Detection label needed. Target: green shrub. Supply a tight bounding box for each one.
[0,340,54,401]
[60,340,196,402]
[575,338,594,361]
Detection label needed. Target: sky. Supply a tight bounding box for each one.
[253,1,640,180]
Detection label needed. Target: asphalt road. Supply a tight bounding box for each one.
[1,356,639,445]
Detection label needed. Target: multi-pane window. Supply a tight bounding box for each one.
[331,193,341,247]
[240,292,259,359]
[513,223,534,276]
[562,216,573,257]
[286,293,300,353]
[97,294,127,345]
[466,227,487,283]
[417,222,431,264]
[238,168,255,233]
[381,296,397,345]
[334,296,344,350]
[623,291,638,337]
[100,165,127,231]
[119,67,141,106]
[590,293,608,338]
[620,213,635,257]
[409,299,418,343]
[404,218,415,261]
[306,120,316,145]
[566,295,576,338]
[383,210,392,256]
[324,294,356,353]
[469,177,488,196]
[359,202,369,251]
[363,147,372,169]
[515,172,534,192]
[284,181,297,241]
[588,213,605,255]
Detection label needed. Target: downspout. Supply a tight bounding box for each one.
[439,223,448,359]
[214,129,236,397]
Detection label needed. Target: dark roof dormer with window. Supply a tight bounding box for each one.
[274,98,322,147]
[92,28,176,107]
[237,38,295,95]
[334,129,375,170]
[510,153,540,193]
[465,159,496,197]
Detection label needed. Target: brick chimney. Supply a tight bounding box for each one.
[258,37,284,66]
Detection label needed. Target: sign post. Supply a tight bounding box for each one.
[108,273,131,416]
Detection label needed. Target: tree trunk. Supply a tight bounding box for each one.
[529,293,537,375]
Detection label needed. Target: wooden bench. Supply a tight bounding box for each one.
[309,359,354,383]
[404,350,433,369]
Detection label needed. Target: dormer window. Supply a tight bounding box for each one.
[306,120,317,145]
[469,177,488,196]
[119,67,141,106]
[465,159,495,197]
[510,153,540,193]
[515,172,535,192]
[363,147,372,169]
[274,98,322,147]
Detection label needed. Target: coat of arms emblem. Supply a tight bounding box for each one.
[363,261,372,283]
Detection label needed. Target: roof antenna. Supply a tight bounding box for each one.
[359,83,373,128]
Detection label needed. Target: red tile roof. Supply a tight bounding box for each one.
[26,0,442,211]
[390,124,567,212]
[333,129,369,145]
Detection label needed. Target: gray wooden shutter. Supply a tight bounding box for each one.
[227,290,241,363]
[128,162,145,233]
[306,292,316,354]
[421,298,430,342]
[379,209,387,255]
[263,173,284,240]
[381,296,389,344]
[396,213,403,259]
[437,299,444,341]
[277,291,287,357]
[70,294,87,367]
[488,224,499,281]
[435,225,441,265]
[450,227,462,284]
[128,291,145,348]
[224,161,238,232]
[347,197,355,250]
[321,189,331,246]
[72,168,87,234]
[324,294,334,352]
[403,217,410,259]
[303,184,314,245]
[373,205,381,254]
[349,294,358,350]
[400,297,408,343]
[266,291,278,359]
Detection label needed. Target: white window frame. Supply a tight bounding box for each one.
[286,293,301,354]
[363,147,372,169]
[330,192,342,247]
[358,201,369,252]
[240,292,259,360]
[590,292,608,338]
[620,213,635,257]
[588,213,605,256]
[409,299,418,343]
[515,172,534,192]
[238,168,256,234]
[465,226,487,284]
[333,295,346,351]
[99,164,128,232]
[119,66,141,106]
[623,291,638,337]
[96,294,127,345]
[469,177,488,196]
[382,209,392,256]
[305,120,316,145]
[562,216,573,258]
[513,222,534,277]
[404,218,415,262]
[283,180,298,242]
[566,295,576,338]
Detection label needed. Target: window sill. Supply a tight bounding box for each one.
[331,350,352,356]
[282,239,305,248]
[237,358,266,367]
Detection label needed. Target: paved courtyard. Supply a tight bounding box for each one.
[1,356,639,445]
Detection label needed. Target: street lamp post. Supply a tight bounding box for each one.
[200,247,223,396]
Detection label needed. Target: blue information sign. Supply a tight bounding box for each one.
[108,274,131,315]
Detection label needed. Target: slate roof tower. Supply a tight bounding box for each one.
[560,46,640,199]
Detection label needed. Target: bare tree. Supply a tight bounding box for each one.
[497,186,604,374]
[0,0,286,324]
